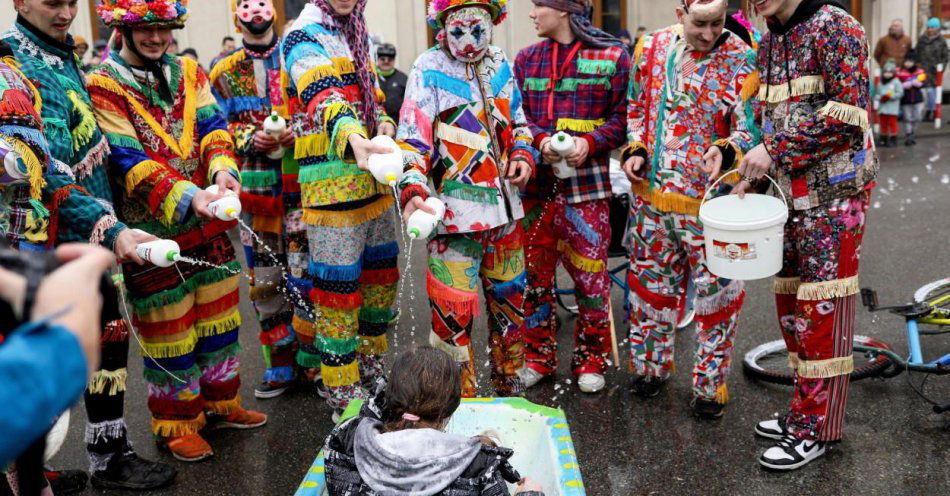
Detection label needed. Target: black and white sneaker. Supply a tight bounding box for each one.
[759,434,826,470]
[254,381,291,399]
[754,417,788,440]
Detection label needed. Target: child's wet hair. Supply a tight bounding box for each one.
[381,346,461,432]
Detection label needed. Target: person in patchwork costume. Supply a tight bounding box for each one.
[513,0,631,394]
[4,0,175,490]
[620,0,758,418]
[210,0,311,400]
[281,0,400,420]
[397,0,536,398]
[87,0,267,463]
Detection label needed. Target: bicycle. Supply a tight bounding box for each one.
[742,277,950,414]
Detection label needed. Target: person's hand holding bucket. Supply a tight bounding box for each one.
[732,143,774,198]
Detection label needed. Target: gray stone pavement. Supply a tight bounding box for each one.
[49,136,950,495]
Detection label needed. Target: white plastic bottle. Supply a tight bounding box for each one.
[136,239,181,268]
[366,135,403,186]
[205,185,242,220]
[263,111,287,160]
[549,131,577,180]
[406,197,446,239]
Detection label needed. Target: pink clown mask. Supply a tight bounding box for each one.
[236,0,276,34]
[444,6,492,63]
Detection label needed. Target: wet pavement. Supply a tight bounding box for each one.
[49,136,949,495]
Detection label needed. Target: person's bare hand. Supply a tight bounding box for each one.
[622,155,646,182]
[192,189,225,219]
[515,477,543,494]
[701,146,724,182]
[253,131,279,153]
[279,129,295,149]
[32,244,117,375]
[349,134,393,171]
[566,137,590,167]
[214,170,242,196]
[402,195,436,223]
[539,137,560,164]
[505,159,532,188]
[733,143,773,198]
[112,228,157,265]
[377,121,396,138]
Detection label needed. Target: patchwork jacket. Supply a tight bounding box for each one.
[758,3,878,210]
[396,46,536,235]
[624,25,759,216]
[3,18,126,249]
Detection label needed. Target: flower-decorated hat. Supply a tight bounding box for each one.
[427,0,508,30]
[97,0,189,29]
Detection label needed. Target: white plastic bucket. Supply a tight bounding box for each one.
[699,170,788,281]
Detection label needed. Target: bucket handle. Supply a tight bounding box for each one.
[699,169,788,211]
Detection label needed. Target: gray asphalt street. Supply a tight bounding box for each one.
[49,135,949,495]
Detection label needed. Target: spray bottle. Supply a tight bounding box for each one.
[406,197,446,239]
[367,135,403,186]
[206,184,242,221]
[263,111,287,160]
[549,131,577,180]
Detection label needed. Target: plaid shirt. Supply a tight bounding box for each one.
[515,40,630,204]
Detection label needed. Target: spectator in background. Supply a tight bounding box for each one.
[634,25,647,45]
[617,28,634,52]
[74,34,89,61]
[874,19,912,67]
[875,59,903,148]
[898,49,927,146]
[916,17,949,122]
[212,35,236,68]
[86,48,103,71]
[376,43,407,124]
[168,36,179,55]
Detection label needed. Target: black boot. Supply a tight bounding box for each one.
[90,452,177,490]
[905,134,914,146]
[890,136,898,147]
[879,136,890,147]
[924,110,934,122]
[44,470,88,495]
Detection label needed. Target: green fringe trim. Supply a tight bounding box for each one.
[578,296,604,309]
[298,160,361,183]
[241,170,279,188]
[442,180,499,205]
[315,334,359,355]
[556,77,611,91]
[329,117,363,160]
[577,58,617,76]
[447,236,484,259]
[196,105,218,123]
[523,78,550,91]
[296,349,322,368]
[129,259,243,313]
[195,341,242,367]
[143,364,200,387]
[521,204,544,232]
[359,307,396,324]
[106,132,144,151]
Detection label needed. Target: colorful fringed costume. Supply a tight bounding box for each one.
[514,35,631,379]
[86,51,244,440]
[622,24,759,404]
[396,33,536,396]
[2,20,137,473]
[759,3,878,442]
[281,3,399,412]
[210,33,308,389]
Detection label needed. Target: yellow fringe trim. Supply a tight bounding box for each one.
[436,122,489,150]
[124,160,165,195]
[152,412,207,438]
[299,65,338,93]
[332,57,356,75]
[66,90,97,152]
[204,397,242,416]
[321,361,360,388]
[797,355,854,379]
[10,139,45,199]
[623,141,647,158]
[797,276,859,301]
[758,75,824,103]
[195,276,239,305]
[294,133,330,159]
[195,309,241,338]
[429,331,471,363]
[788,352,800,370]
[712,138,742,170]
[87,368,128,396]
[714,383,729,405]
[632,35,647,65]
[740,70,760,102]
[208,49,247,86]
[161,181,194,226]
[631,181,701,216]
[555,118,605,133]
[302,195,393,227]
[557,240,605,272]
[252,214,282,234]
[292,314,316,338]
[357,334,388,356]
[819,101,870,131]
[140,331,198,359]
[773,277,801,295]
[200,129,233,157]
[208,157,238,184]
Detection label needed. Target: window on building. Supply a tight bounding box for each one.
[591,0,626,36]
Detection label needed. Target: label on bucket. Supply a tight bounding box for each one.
[713,240,757,261]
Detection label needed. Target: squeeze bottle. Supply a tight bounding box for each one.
[263,112,287,160]
[549,131,577,180]
[406,197,446,239]
[366,135,403,186]
[136,239,181,268]
[206,185,242,220]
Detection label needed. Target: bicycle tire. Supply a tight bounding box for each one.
[742,335,896,385]
[913,278,950,318]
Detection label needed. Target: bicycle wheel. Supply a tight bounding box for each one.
[743,335,896,385]
[913,277,950,320]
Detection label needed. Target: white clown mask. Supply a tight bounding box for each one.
[444,6,492,63]
[236,0,276,34]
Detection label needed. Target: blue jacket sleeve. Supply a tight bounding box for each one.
[0,320,88,466]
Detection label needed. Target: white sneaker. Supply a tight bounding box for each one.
[677,309,696,329]
[331,410,342,424]
[517,367,546,389]
[754,418,787,440]
[577,373,606,393]
[759,434,826,470]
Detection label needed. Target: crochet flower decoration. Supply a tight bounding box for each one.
[97,0,189,28]
[427,0,508,29]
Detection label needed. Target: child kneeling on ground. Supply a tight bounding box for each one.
[323,346,544,495]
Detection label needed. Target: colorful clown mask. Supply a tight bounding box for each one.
[234,0,276,35]
[444,6,492,63]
